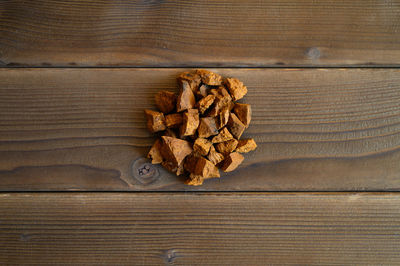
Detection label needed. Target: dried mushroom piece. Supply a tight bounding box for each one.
[225,77,247,101]
[217,108,230,129]
[146,70,256,185]
[193,138,212,156]
[220,152,244,172]
[208,87,233,117]
[180,109,200,136]
[144,109,166,133]
[165,113,183,128]
[194,157,220,179]
[176,80,196,112]
[186,174,204,186]
[160,136,193,167]
[147,139,163,164]
[215,139,238,155]
[177,71,201,93]
[233,103,251,128]
[155,90,177,114]
[197,69,223,85]
[197,94,215,114]
[236,138,257,153]
[198,117,219,138]
[227,113,246,139]
[198,84,209,98]
[207,145,224,165]
[212,127,233,143]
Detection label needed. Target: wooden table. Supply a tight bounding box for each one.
[1,1,400,264]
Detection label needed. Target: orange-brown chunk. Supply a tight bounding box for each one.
[155,90,176,114]
[197,69,223,85]
[217,108,230,129]
[236,138,257,153]
[212,127,233,143]
[215,139,239,155]
[233,103,251,128]
[227,113,245,139]
[207,145,224,165]
[177,71,201,93]
[220,152,244,172]
[180,109,200,136]
[147,139,163,164]
[162,160,185,175]
[225,77,247,101]
[176,80,196,112]
[197,94,215,114]
[193,138,212,156]
[165,113,183,128]
[144,109,166,133]
[160,136,193,167]
[198,117,218,138]
[198,84,209,98]
[185,174,204,186]
[194,157,220,178]
[208,87,233,117]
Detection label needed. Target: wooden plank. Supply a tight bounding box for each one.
[1,0,400,67]
[0,192,399,264]
[1,68,400,191]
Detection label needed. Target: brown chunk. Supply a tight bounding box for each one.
[194,157,220,178]
[197,94,215,114]
[197,69,223,85]
[198,117,219,138]
[225,78,247,101]
[212,127,233,143]
[184,153,199,173]
[161,160,185,175]
[236,138,257,153]
[155,90,176,114]
[193,138,212,156]
[147,139,163,164]
[220,152,244,172]
[233,103,251,128]
[160,136,193,167]
[180,109,200,136]
[215,139,238,155]
[207,87,233,117]
[185,174,204,186]
[176,80,196,112]
[177,71,201,93]
[165,113,183,128]
[217,108,230,129]
[227,113,245,139]
[207,145,224,165]
[198,84,209,98]
[144,109,166,133]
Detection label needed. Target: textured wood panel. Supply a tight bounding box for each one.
[1,68,400,191]
[0,193,399,265]
[1,0,400,67]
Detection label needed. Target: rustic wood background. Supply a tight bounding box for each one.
[1,0,400,264]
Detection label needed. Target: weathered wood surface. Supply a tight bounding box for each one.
[1,0,400,67]
[1,68,400,191]
[0,193,399,265]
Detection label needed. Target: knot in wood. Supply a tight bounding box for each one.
[131,157,159,185]
[305,47,321,60]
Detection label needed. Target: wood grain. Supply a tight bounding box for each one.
[0,192,399,265]
[1,0,400,67]
[1,68,400,191]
